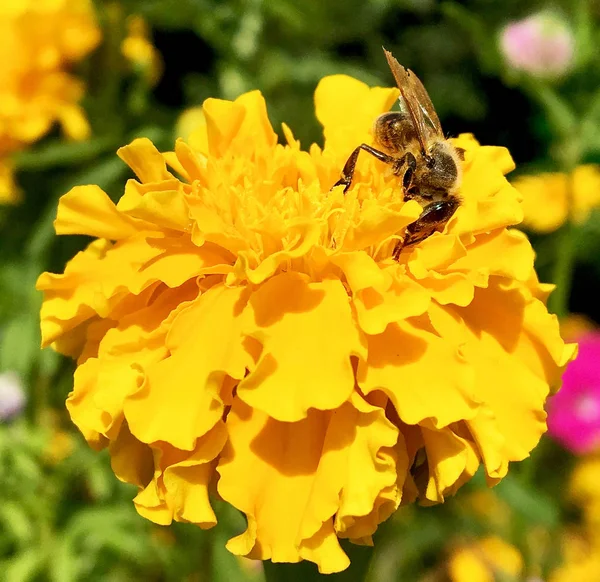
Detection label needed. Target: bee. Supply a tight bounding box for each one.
[333,48,464,259]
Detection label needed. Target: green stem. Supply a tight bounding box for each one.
[263,543,373,582]
[548,220,575,318]
[548,162,577,318]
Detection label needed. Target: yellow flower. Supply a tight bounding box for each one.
[37,75,575,573]
[0,158,20,203]
[448,536,523,582]
[121,15,162,86]
[550,531,600,582]
[0,0,100,203]
[514,165,600,233]
[569,456,600,527]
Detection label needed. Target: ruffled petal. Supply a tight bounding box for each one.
[124,284,251,450]
[334,394,400,539]
[54,185,147,239]
[357,317,478,428]
[314,75,399,156]
[217,399,350,574]
[117,138,175,183]
[67,284,197,441]
[117,178,191,231]
[237,272,366,422]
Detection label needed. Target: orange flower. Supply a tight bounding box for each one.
[0,0,100,203]
[38,75,575,572]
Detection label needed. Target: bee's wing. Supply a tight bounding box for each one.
[406,69,443,138]
[383,49,443,151]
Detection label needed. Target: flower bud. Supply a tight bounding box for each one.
[500,12,575,78]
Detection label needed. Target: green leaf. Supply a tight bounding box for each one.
[2,548,46,582]
[0,502,36,546]
[494,475,560,528]
[14,137,118,172]
[0,312,42,378]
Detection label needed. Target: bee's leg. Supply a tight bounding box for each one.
[332,144,395,193]
[398,152,417,199]
[392,196,460,260]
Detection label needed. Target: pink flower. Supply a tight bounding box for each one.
[547,332,600,454]
[500,12,575,78]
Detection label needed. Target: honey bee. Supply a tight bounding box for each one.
[333,48,464,259]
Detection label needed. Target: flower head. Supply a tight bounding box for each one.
[513,166,600,233]
[500,11,575,78]
[37,75,575,572]
[448,536,523,582]
[121,15,162,86]
[0,371,26,421]
[0,0,100,203]
[547,332,600,454]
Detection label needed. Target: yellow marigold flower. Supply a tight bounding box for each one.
[0,0,100,203]
[0,158,20,203]
[448,536,523,582]
[514,165,600,233]
[37,75,575,573]
[550,531,600,582]
[121,15,163,86]
[569,456,600,526]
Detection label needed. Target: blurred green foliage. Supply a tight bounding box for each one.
[2,0,600,580]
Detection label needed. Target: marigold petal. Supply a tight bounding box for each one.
[203,98,246,158]
[109,422,154,488]
[334,394,399,538]
[175,138,208,183]
[237,273,366,422]
[38,239,112,347]
[420,422,479,503]
[54,185,144,239]
[134,480,172,526]
[117,138,174,183]
[342,198,422,252]
[57,103,91,140]
[357,318,478,428]
[352,266,431,335]
[67,286,195,441]
[314,75,399,155]
[448,229,534,283]
[217,399,349,573]
[233,91,278,153]
[117,179,190,231]
[235,221,322,285]
[162,422,227,527]
[124,285,250,450]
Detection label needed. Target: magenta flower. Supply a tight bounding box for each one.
[500,12,575,78]
[547,333,600,454]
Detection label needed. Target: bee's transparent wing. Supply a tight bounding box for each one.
[406,69,443,138]
[383,49,443,149]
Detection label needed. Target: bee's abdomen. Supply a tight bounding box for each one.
[373,112,417,153]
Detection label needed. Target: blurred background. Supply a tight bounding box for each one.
[2,0,600,580]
